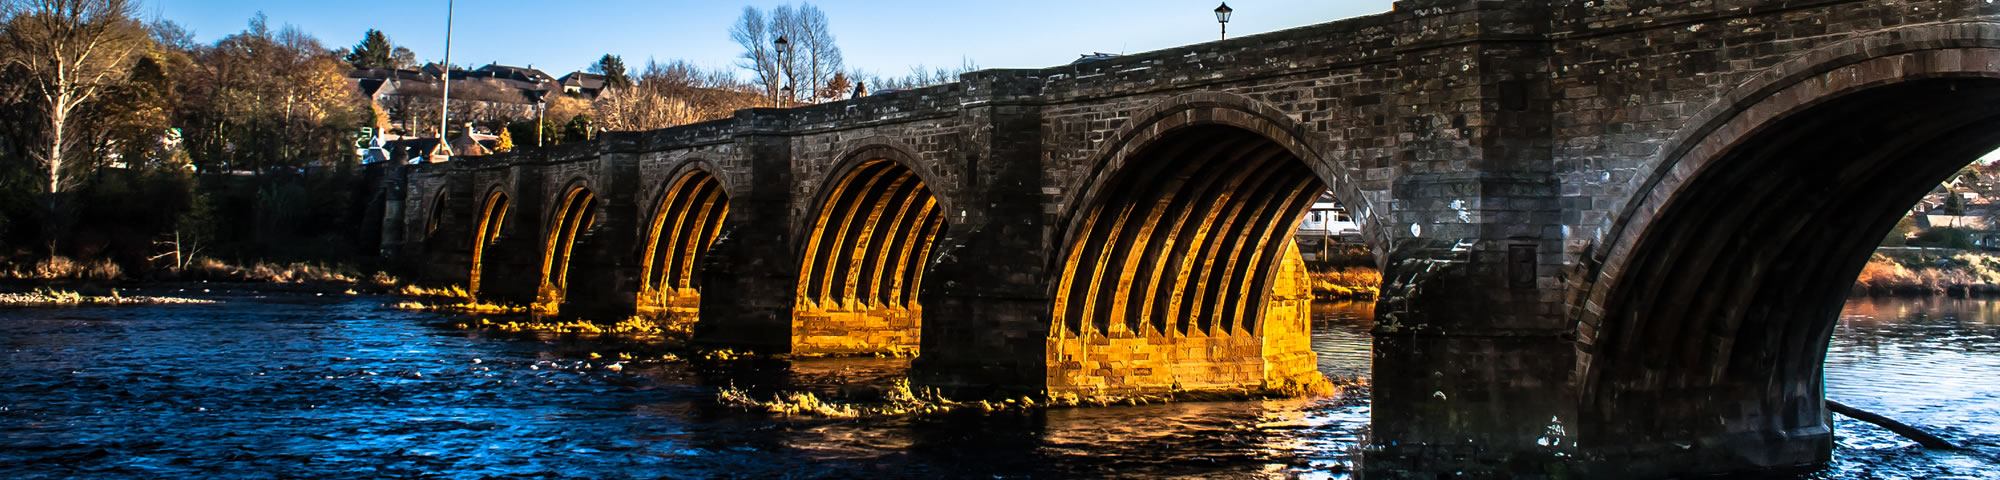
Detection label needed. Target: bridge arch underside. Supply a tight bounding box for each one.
[1581,77,2000,474]
[536,187,598,315]
[422,189,451,254]
[794,160,945,355]
[637,171,730,321]
[468,191,511,296]
[1051,124,1326,396]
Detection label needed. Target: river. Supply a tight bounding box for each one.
[0,289,1994,478]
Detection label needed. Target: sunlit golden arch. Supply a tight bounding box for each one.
[468,189,509,295]
[1052,123,1325,338]
[791,146,947,355]
[637,168,729,316]
[536,183,597,313]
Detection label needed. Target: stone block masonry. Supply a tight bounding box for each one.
[359,1,2000,476]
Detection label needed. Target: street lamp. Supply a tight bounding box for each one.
[1215,3,1233,40]
[773,36,793,107]
[535,99,546,148]
[440,0,456,145]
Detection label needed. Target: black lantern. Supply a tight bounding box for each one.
[1215,3,1233,40]
[773,36,793,106]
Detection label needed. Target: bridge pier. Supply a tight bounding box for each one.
[1365,237,1576,478]
[473,163,546,305]
[552,150,643,319]
[694,112,799,353]
[914,94,1053,394]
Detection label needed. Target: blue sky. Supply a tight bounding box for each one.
[149,1,1390,78]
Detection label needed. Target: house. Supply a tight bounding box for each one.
[348,63,602,140]
[557,72,609,99]
[1294,192,1362,262]
[468,64,556,85]
[449,122,501,157]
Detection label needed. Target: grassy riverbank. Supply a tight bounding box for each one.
[1855,249,2000,296]
[0,255,410,291]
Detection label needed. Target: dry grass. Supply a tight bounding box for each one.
[715,379,999,418]
[451,316,664,336]
[399,284,472,300]
[0,287,214,307]
[2,256,123,281]
[716,374,1355,419]
[1854,252,2000,294]
[176,258,404,288]
[651,314,698,338]
[394,300,526,315]
[1310,267,1381,299]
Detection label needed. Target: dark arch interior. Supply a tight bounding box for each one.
[1589,78,2000,442]
[799,160,945,309]
[540,188,597,299]
[1054,124,1327,337]
[469,192,509,295]
[424,189,451,244]
[641,171,729,299]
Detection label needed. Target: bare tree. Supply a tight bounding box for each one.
[735,3,844,106]
[730,7,780,105]
[0,0,147,247]
[791,3,843,103]
[859,57,981,92]
[597,59,764,132]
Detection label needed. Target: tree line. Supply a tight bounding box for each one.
[0,0,984,274]
[0,0,369,270]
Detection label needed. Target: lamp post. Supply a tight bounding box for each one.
[440,0,454,146]
[774,36,793,107]
[1215,2,1233,40]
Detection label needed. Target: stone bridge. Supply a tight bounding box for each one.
[365,0,2000,476]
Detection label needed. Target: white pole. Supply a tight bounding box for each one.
[439,0,454,149]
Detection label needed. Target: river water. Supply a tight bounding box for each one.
[0,290,1993,479]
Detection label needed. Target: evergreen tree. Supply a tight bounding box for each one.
[592,54,632,90]
[344,29,392,69]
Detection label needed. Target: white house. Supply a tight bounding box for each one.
[1295,191,1363,261]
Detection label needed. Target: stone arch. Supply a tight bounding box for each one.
[646,157,743,207]
[792,144,949,355]
[535,179,600,314]
[422,186,452,249]
[1058,92,1389,264]
[1570,25,2000,473]
[1046,94,1343,394]
[636,166,730,319]
[467,186,511,296]
[802,140,957,231]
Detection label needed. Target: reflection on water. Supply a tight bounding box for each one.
[1812,296,2000,479]
[1,291,1995,478]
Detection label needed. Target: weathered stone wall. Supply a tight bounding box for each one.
[382,2,2000,476]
